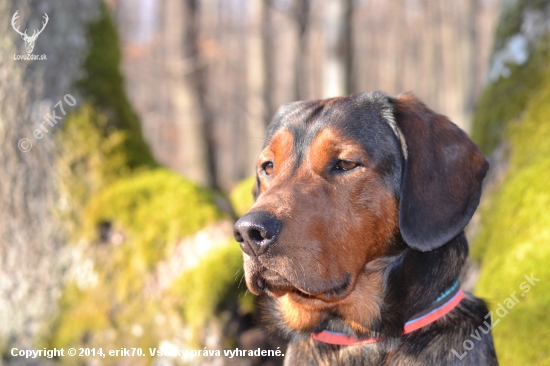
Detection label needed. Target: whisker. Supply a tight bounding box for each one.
[306,247,331,276]
[308,246,340,269]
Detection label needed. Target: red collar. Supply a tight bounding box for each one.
[311,285,465,346]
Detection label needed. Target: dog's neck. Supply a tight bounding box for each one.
[401,233,468,319]
[359,232,468,341]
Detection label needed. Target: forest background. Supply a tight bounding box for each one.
[1,0,549,365]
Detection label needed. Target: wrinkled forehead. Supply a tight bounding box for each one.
[263,93,403,174]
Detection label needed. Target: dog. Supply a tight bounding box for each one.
[233,91,498,365]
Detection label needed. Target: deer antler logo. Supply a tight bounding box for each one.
[11,11,49,54]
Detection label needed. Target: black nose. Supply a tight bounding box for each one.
[234,211,282,256]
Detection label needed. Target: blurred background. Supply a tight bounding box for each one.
[0,0,549,365]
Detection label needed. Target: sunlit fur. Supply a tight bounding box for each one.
[238,91,497,365]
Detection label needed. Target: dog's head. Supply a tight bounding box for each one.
[234,91,487,317]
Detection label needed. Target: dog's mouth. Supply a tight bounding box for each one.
[247,265,353,302]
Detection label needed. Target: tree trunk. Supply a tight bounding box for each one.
[0,0,100,351]
[322,0,352,98]
[246,0,268,172]
[294,0,310,100]
[263,0,276,124]
[173,0,218,189]
[464,0,480,132]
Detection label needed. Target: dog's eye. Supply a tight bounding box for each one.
[335,160,359,171]
[262,162,274,175]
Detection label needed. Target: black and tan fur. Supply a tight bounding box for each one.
[233,91,498,365]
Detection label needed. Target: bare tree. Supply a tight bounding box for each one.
[117,0,501,189]
[293,0,310,100]
[464,0,480,130]
[246,0,268,171]
[322,0,353,98]
[262,0,276,125]
[181,0,218,188]
[352,0,500,131]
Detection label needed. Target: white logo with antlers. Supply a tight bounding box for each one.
[11,11,49,54]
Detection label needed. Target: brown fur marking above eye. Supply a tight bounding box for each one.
[257,129,295,194]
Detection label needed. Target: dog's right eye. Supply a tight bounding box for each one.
[262,162,274,175]
[333,159,359,172]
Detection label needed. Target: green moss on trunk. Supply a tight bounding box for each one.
[472,2,550,363]
[76,2,155,169]
[474,74,550,365]
[472,36,550,153]
[47,169,228,364]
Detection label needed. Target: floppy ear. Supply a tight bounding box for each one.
[392,93,489,251]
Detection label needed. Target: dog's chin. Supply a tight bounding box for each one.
[245,265,353,303]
